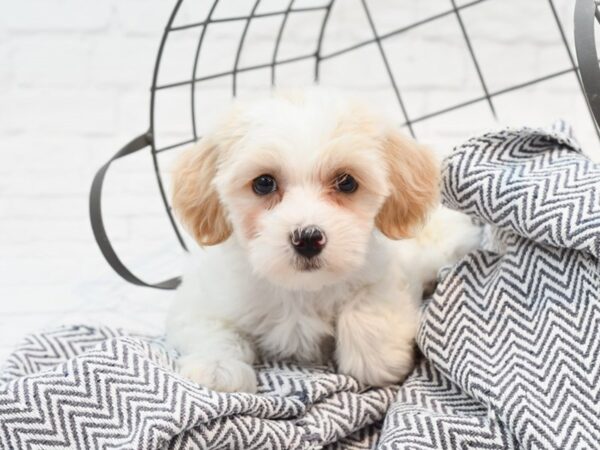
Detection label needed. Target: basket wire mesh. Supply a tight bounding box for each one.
[91,0,600,289]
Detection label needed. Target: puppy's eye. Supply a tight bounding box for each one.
[252,174,277,195]
[334,173,358,193]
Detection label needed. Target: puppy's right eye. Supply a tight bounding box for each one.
[252,174,277,195]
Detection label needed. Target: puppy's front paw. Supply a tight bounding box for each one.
[336,329,416,387]
[178,355,258,393]
[337,345,415,387]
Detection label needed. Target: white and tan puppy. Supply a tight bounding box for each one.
[166,92,479,393]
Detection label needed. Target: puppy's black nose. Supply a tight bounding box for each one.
[291,226,326,258]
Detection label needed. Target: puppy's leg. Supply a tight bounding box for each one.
[167,317,257,393]
[335,290,418,386]
[394,206,481,299]
[412,206,482,285]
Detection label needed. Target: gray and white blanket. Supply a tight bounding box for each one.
[2,123,599,449]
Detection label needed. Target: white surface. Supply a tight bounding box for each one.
[1,0,598,362]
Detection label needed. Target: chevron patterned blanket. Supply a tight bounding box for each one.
[378,122,600,449]
[1,123,599,449]
[0,326,396,449]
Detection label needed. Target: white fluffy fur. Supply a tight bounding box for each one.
[166,92,480,393]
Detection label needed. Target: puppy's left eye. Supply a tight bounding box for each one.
[252,174,278,195]
[334,173,358,193]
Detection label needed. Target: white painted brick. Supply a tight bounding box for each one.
[211,0,256,21]
[170,2,212,30]
[320,1,374,57]
[0,167,97,197]
[13,36,92,87]
[237,16,284,68]
[0,136,93,173]
[381,20,477,92]
[0,285,85,312]
[273,9,326,46]
[102,194,169,217]
[467,40,568,93]
[4,88,117,135]
[413,101,497,154]
[0,196,88,220]
[318,45,393,89]
[85,136,151,174]
[127,215,182,239]
[0,33,12,87]
[0,216,128,244]
[115,90,153,135]
[460,0,570,46]
[90,36,157,87]
[154,27,200,87]
[114,0,173,36]
[4,0,113,33]
[2,241,95,258]
[287,0,329,7]
[368,0,452,38]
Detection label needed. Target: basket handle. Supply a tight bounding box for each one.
[89,133,182,290]
[575,0,600,130]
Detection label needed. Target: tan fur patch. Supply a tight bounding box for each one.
[375,130,440,239]
[171,139,233,246]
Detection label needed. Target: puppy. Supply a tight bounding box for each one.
[166,92,480,393]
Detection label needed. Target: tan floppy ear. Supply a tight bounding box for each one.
[375,129,440,239]
[171,139,232,246]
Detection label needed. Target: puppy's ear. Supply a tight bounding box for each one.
[375,129,439,239]
[172,138,232,246]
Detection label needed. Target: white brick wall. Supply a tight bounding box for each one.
[0,0,597,359]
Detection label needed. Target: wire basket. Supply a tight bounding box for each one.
[90,0,600,290]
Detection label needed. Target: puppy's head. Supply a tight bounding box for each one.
[172,92,439,290]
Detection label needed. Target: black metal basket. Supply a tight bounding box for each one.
[90,0,600,290]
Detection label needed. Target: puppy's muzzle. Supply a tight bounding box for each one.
[290,226,326,258]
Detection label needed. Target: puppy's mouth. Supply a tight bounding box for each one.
[293,256,323,272]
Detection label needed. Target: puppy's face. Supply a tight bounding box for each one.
[172,94,438,290]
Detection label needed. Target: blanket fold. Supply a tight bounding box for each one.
[442,122,600,258]
[380,121,600,449]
